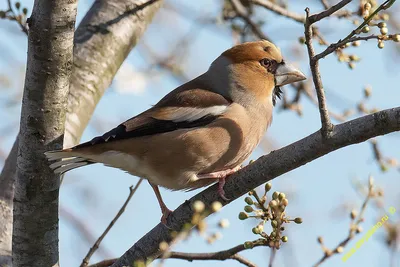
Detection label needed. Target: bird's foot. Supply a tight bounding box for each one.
[160,207,173,225]
[197,165,242,201]
[218,177,229,201]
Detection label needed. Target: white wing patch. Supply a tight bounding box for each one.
[166,106,228,122]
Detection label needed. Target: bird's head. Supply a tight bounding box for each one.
[208,40,306,106]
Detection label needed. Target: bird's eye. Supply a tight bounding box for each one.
[260,58,272,68]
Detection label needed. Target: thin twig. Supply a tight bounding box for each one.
[60,205,112,258]
[308,0,352,24]
[342,0,396,42]
[87,259,116,267]
[80,179,144,267]
[315,0,398,60]
[228,0,270,40]
[89,241,267,267]
[6,0,28,34]
[304,8,334,138]
[269,248,276,267]
[315,34,399,60]
[320,0,330,9]
[313,177,375,267]
[231,254,257,267]
[250,0,305,23]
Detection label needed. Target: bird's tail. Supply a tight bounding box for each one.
[44,149,95,174]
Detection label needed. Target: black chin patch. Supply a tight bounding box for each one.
[272,86,283,106]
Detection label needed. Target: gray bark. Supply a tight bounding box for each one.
[12,0,78,266]
[0,138,17,266]
[65,0,163,148]
[111,107,400,267]
[0,0,163,265]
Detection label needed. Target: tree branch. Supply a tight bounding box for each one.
[304,8,334,138]
[228,0,270,40]
[89,242,266,267]
[12,0,78,266]
[250,0,305,23]
[111,107,400,267]
[81,179,143,267]
[307,0,352,24]
[64,0,163,148]
[0,0,163,264]
[315,34,400,60]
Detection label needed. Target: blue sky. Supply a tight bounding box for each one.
[0,0,399,267]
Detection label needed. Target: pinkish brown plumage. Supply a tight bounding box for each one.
[45,40,306,223]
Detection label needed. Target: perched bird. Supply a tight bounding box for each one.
[45,40,306,223]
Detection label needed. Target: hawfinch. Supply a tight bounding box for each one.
[45,40,306,223]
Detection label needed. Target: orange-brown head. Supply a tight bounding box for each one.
[207,40,306,107]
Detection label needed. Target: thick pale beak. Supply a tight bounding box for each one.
[275,63,306,86]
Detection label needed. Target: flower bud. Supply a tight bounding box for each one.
[211,201,222,212]
[244,197,254,205]
[244,205,253,213]
[294,217,303,224]
[238,212,248,220]
[193,200,205,213]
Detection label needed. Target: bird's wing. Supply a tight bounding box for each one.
[74,88,232,149]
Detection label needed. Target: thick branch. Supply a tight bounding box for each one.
[111,107,400,267]
[65,0,163,147]
[0,0,163,264]
[12,0,78,266]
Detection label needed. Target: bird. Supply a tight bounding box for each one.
[45,40,306,224]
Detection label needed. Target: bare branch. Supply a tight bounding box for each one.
[313,178,375,266]
[228,0,270,40]
[89,242,266,267]
[315,34,400,60]
[81,179,143,267]
[111,107,400,267]
[304,9,334,138]
[250,0,305,23]
[307,0,352,24]
[65,0,163,147]
[5,0,28,34]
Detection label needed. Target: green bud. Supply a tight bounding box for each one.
[281,236,288,242]
[244,197,254,205]
[244,241,254,249]
[244,205,253,213]
[15,2,20,9]
[362,26,370,33]
[238,212,249,220]
[272,191,279,199]
[271,220,278,228]
[294,217,303,224]
[22,8,28,15]
[378,22,386,28]
[278,192,286,200]
[269,200,278,208]
[265,182,272,192]
[252,227,261,234]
